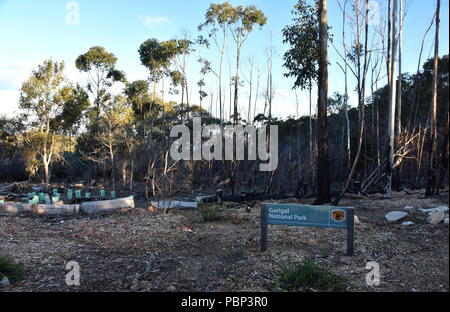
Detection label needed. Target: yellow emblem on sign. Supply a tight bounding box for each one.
[332,209,346,222]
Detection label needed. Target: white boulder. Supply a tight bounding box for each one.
[403,206,415,212]
[427,210,445,225]
[419,206,449,214]
[435,206,449,213]
[385,211,408,222]
[401,221,415,226]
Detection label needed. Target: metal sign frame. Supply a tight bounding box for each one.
[261,203,355,256]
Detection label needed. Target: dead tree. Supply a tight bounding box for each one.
[315,0,331,205]
[333,0,369,205]
[426,0,441,197]
[385,0,398,198]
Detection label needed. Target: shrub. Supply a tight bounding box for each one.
[199,203,222,222]
[0,256,24,283]
[276,260,347,292]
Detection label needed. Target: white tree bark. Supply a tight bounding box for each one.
[386,0,399,197]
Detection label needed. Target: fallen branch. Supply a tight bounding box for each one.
[80,197,135,216]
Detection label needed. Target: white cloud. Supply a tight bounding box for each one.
[0,60,88,117]
[0,89,20,117]
[0,61,34,91]
[143,16,172,27]
[0,61,35,116]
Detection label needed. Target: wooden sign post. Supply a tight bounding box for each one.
[261,204,355,256]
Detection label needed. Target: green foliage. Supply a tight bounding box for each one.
[75,46,117,73]
[19,59,66,116]
[235,4,267,33]
[201,2,266,35]
[0,115,24,159]
[328,92,348,115]
[107,69,127,84]
[199,203,222,222]
[0,256,24,283]
[176,39,194,55]
[283,0,320,90]
[138,39,179,82]
[408,210,427,224]
[199,2,266,55]
[19,60,87,182]
[124,80,156,119]
[53,84,90,133]
[275,260,347,292]
[347,42,364,66]
[75,46,124,132]
[170,70,184,87]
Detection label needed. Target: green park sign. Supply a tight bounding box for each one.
[261,204,355,256]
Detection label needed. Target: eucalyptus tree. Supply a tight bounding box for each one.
[174,38,195,111]
[283,0,320,90]
[426,0,441,197]
[338,0,351,173]
[98,95,133,191]
[227,4,267,124]
[315,0,331,204]
[333,0,371,205]
[19,60,88,186]
[396,0,403,137]
[386,0,399,197]
[200,2,266,125]
[283,0,320,193]
[198,2,235,124]
[138,39,180,99]
[75,46,125,130]
[138,38,183,196]
[124,80,155,136]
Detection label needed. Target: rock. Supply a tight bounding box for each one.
[167,285,176,292]
[354,215,361,225]
[401,221,415,226]
[427,210,445,225]
[0,277,10,288]
[403,206,415,212]
[385,211,408,222]
[444,218,449,225]
[419,206,449,214]
[435,206,449,213]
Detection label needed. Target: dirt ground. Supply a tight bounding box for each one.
[0,189,448,292]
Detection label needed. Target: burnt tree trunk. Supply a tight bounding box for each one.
[315,0,331,205]
[426,0,441,197]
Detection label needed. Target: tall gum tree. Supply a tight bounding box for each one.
[20,60,88,186]
[315,0,331,204]
[227,4,267,124]
[426,0,441,197]
[283,0,320,194]
[75,46,124,131]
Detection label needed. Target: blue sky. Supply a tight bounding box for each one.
[0,0,448,119]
